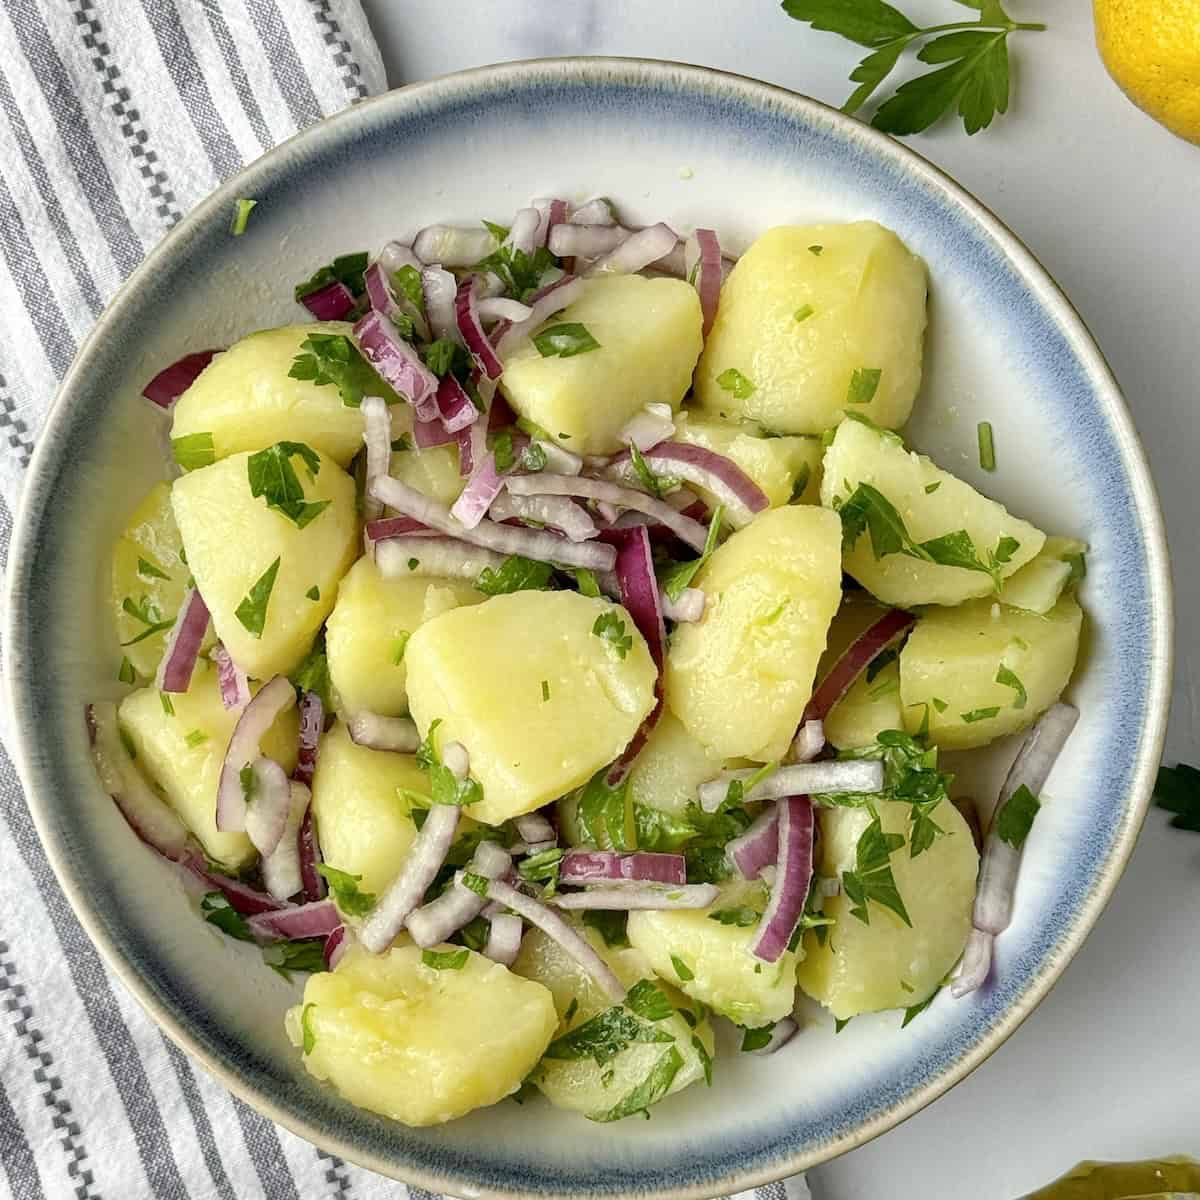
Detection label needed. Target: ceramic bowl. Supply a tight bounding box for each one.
[4,58,1172,1198]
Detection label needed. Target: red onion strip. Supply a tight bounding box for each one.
[560,850,686,886]
[360,395,391,522]
[364,515,438,543]
[478,296,534,323]
[803,608,916,724]
[297,796,325,903]
[348,712,420,753]
[456,416,487,478]
[455,277,504,380]
[661,588,705,623]
[378,241,421,274]
[698,760,883,812]
[693,229,723,337]
[294,691,323,789]
[413,224,497,266]
[951,928,994,999]
[353,310,439,415]
[216,675,296,833]
[639,443,768,529]
[435,374,480,434]
[495,276,585,357]
[142,350,218,409]
[405,842,511,949]
[514,812,556,846]
[358,803,460,953]
[552,883,718,910]
[155,587,210,693]
[787,719,826,765]
[489,492,598,542]
[413,411,456,448]
[450,451,505,529]
[212,644,250,711]
[243,756,292,857]
[261,781,309,901]
[300,280,355,321]
[726,805,780,881]
[617,404,676,453]
[247,897,341,941]
[375,536,508,581]
[483,912,523,967]
[184,853,282,915]
[421,266,460,343]
[569,198,616,225]
[751,796,815,962]
[587,223,678,276]
[548,224,629,258]
[323,923,349,969]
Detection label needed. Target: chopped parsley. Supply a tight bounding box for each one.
[794,303,815,322]
[316,864,376,916]
[589,1046,683,1123]
[592,611,632,660]
[573,768,636,852]
[171,431,216,471]
[865,646,899,684]
[390,633,411,665]
[518,847,564,895]
[628,440,668,499]
[715,367,755,399]
[834,1017,852,1034]
[978,421,996,471]
[423,337,472,380]
[708,906,760,927]
[658,504,724,602]
[739,1024,774,1052]
[544,1006,672,1066]
[789,462,812,503]
[262,939,325,980]
[1064,550,1088,588]
[247,441,331,529]
[289,332,397,408]
[415,719,483,807]
[200,891,254,941]
[669,954,694,982]
[136,556,171,581]
[159,692,175,716]
[117,657,137,685]
[995,783,1041,850]
[184,729,208,748]
[235,558,280,639]
[541,679,550,702]
[563,997,580,1024]
[573,567,600,598]
[924,481,942,494]
[421,947,469,971]
[300,1002,317,1054]
[808,244,823,255]
[392,264,425,312]
[476,555,555,595]
[846,367,882,406]
[306,585,320,602]
[842,813,911,926]
[492,430,516,472]
[474,235,555,301]
[625,979,674,1022]
[294,251,368,302]
[902,988,939,1028]
[960,706,1001,723]
[932,697,948,713]
[289,635,332,709]
[995,664,1027,709]
[230,197,257,236]
[460,872,490,897]
[532,322,601,358]
[521,441,548,472]
[1154,763,1200,832]
[582,909,629,948]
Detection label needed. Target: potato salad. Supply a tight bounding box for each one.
[91,197,1085,1128]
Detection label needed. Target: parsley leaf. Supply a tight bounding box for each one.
[625,979,674,1022]
[423,338,472,380]
[294,251,368,301]
[518,847,564,895]
[288,333,397,408]
[670,954,694,982]
[716,367,755,399]
[658,504,724,602]
[708,906,760,927]
[532,323,601,358]
[960,706,1001,723]
[235,558,280,639]
[200,891,254,941]
[582,909,630,948]
[544,1007,672,1066]
[842,813,911,926]
[262,938,325,980]
[474,240,556,302]
[317,864,376,916]
[300,1002,317,1053]
[978,419,996,470]
[476,555,555,595]
[995,782,1040,849]
[289,634,332,710]
[589,1046,684,1123]
[740,1023,775,1052]
[117,656,137,685]
[247,441,331,529]
[846,366,882,406]
[414,720,483,807]
[574,567,601,598]
[627,440,667,499]
[172,431,216,471]
[392,264,425,313]
[901,987,939,1027]
[1153,763,1200,833]
[422,947,469,970]
[995,664,1027,709]
[794,303,815,322]
[137,556,171,581]
[573,768,636,852]
[230,197,257,236]
[789,462,813,503]
[592,611,632,660]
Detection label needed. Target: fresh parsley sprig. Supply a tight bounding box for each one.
[782,0,1045,136]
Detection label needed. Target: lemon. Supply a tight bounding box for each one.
[1094,0,1200,144]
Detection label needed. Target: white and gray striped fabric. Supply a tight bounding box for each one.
[0,4,813,1197]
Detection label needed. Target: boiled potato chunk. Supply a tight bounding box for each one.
[404,591,657,825]
[513,926,713,1118]
[796,799,978,1018]
[666,506,843,761]
[325,558,483,718]
[628,880,797,1027]
[821,417,1046,607]
[899,595,1083,750]
[629,712,725,820]
[288,943,556,1126]
[389,443,462,507]
[694,223,926,434]
[673,412,822,507]
[118,659,298,869]
[171,449,358,680]
[819,597,905,750]
[110,482,200,677]
[499,275,703,455]
[996,536,1087,614]
[171,323,379,468]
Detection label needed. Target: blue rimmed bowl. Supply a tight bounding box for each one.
[4,58,1172,1198]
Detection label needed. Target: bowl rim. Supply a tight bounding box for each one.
[4,55,1174,1199]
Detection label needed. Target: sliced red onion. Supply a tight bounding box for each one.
[378,241,421,274]
[483,912,523,966]
[421,266,460,343]
[450,452,505,529]
[406,841,511,949]
[413,224,497,266]
[751,796,815,963]
[726,805,780,881]
[511,839,558,857]
[547,198,569,229]
[413,411,456,448]
[365,260,430,342]
[504,206,543,258]
[699,760,883,812]
[456,414,488,477]
[548,224,630,258]
[354,310,439,415]
[494,275,585,357]
[560,850,685,887]
[247,898,341,941]
[142,350,218,409]
[323,923,349,969]
[455,278,504,380]
[803,608,916,724]
[370,475,617,571]
[376,535,508,581]
[441,741,470,781]
[746,1017,799,1056]
[184,854,284,915]
[294,691,323,789]
[818,876,841,898]
[618,403,676,453]
[478,296,534,324]
[216,675,296,833]
[661,587,705,623]
[348,711,420,753]
[489,491,598,542]
[633,443,768,529]
[481,878,625,1000]
[587,223,678,276]
[89,702,189,860]
[552,883,718,910]
[569,197,617,225]
[365,515,437,543]
[298,796,325,903]
[508,473,708,554]
[261,781,309,900]
[687,229,723,337]
[300,280,355,321]
[359,803,460,953]
[243,756,292,857]
[155,587,210,693]
[950,928,994,999]
[360,395,391,522]
[649,241,687,278]
[435,374,480,434]
[787,719,826,765]
[514,812,556,846]
[212,644,251,711]
[537,439,584,475]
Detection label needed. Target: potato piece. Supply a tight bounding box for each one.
[628,879,797,1027]
[287,942,556,1126]
[821,416,1046,607]
[325,558,483,718]
[899,595,1083,750]
[110,482,207,677]
[673,412,822,508]
[118,659,298,869]
[171,449,358,680]
[499,275,703,455]
[389,443,462,507]
[171,323,386,467]
[666,506,843,761]
[513,926,714,1118]
[996,536,1087,614]
[694,223,926,434]
[796,799,977,1018]
[404,592,658,825]
[629,711,725,820]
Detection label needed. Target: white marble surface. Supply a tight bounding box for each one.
[358,2,1200,1196]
